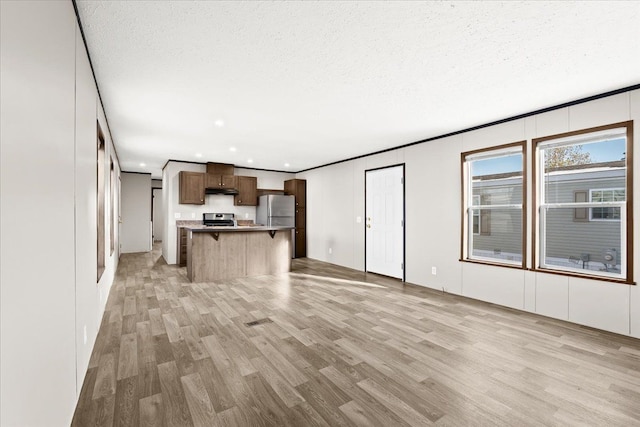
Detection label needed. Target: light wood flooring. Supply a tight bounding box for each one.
[72,245,640,426]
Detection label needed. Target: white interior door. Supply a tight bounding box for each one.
[152,188,163,242]
[365,165,404,279]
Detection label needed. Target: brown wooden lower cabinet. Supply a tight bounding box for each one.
[294,228,306,258]
[178,227,187,266]
[187,230,292,282]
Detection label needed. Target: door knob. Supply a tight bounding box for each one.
[367,224,371,228]
[367,217,371,221]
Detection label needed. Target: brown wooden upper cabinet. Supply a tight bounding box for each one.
[284,179,306,207]
[206,173,237,189]
[179,171,205,204]
[234,176,257,206]
[206,162,236,188]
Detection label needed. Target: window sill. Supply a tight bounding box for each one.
[459,258,525,270]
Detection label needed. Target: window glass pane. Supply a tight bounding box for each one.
[472,212,480,234]
[542,207,622,276]
[543,138,626,204]
[469,208,522,263]
[471,153,523,205]
[588,188,624,221]
[591,207,620,220]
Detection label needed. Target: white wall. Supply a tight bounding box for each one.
[121,172,152,253]
[1,2,121,426]
[298,89,640,338]
[161,161,294,264]
[74,24,122,396]
[153,188,164,241]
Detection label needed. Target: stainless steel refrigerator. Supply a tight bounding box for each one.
[256,195,295,227]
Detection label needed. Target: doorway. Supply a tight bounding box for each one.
[152,188,163,242]
[365,164,405,280]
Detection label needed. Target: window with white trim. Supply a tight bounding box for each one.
[462,143,524,266]
[534,122,632,282]
[589,188,624,221]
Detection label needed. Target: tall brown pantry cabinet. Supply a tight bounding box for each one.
[284,179,306,258]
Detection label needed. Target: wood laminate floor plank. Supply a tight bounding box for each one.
[157,361,194,427]
[71,244,640,427]
[180,372,218,427]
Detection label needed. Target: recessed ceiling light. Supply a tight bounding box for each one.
[139,163,146,167]
[195,153,202,158]
[214,119,224,128]
[229,147,237,152]
[284,163,290,167]
[247,159,254,164]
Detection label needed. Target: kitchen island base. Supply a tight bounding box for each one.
[186,228,292,282]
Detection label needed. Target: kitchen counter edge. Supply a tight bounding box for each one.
[185,225,294,233]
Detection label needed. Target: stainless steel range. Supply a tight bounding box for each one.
[202,213,236,227]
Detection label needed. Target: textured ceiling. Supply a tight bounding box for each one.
[76,1,640,177]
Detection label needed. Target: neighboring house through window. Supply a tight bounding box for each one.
[590,188,624,221]
[472,195,480,234]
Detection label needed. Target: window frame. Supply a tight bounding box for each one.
[460,141,527,269]
[97,122,106,282]
[532,120,633,284]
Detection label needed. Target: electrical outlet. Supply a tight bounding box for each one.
[174,212,181,219]
[191,212,196,219]
[329,248,332,254]
[431,267,437,275]
[83,325,87,345]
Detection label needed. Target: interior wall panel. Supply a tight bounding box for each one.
[461,118,526,152]
[352,158,366,271]
[524,270,536,312]
[535,107,569,137]
[535,273,569,320]
[404,135,463,294]
[568,278,630,335]
[74,25,99,394]
[569,92,630,130]
[0,2,78,425]
[462,263,525,309]
[365,149,405,171]
[323,162,356,268]
[301,168,326,263]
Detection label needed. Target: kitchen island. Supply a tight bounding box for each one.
[185,226,293,282]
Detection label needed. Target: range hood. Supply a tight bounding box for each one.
[205,187,239,195]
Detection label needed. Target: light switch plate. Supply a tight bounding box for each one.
[356,216,362,223]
